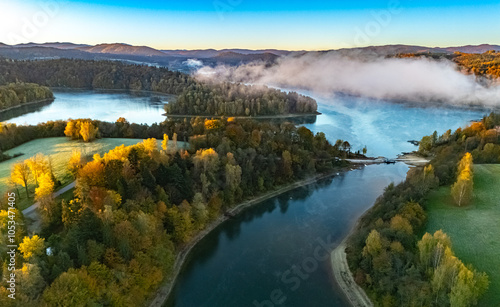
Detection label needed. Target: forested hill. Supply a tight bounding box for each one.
[453,51,500,80]
[166,82,318,116]
[395,50,500,80]
[0,59,318,116]
[0,59,195,94]
[0,83,53,111]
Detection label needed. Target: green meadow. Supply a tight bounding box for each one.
[425,164,500,306]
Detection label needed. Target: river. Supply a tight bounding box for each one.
[164,95,486,306]
[1,90,487,307]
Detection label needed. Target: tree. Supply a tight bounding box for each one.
[35,172,55,201]
[282,150,293,179]
[419,135,433,153]
[68,150,84,176]
[64,120,80,140]
[19,235,45,261]
[80,120,98,142]
[42,268,100,306]
[172,132,178,152]
[142,138,158,154]
[17,263,46,300]
[390,214,413,235]
[363,229,382,257]
[451,153,474,207]
[11,161,31,198]
[451,171,473,207]
[26,153,50,187]
[191,193,208,229]
[161,134,169,151]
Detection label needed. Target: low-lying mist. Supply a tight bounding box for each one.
[195,52,500,107]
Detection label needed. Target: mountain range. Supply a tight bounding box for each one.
[0,42,498,71]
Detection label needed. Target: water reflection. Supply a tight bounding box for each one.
[5,90,174,125]
[166,164,408,307]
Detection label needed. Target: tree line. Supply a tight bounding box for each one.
[0,83,53,111]
[345,113,500,306]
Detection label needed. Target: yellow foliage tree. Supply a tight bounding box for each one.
[68,150,84,176]
[19,235,45,261]
[390,214,413,235]
[35,172,55,201]
[26,153,50,187]
[141,138,158,154]
[161,134,169,151]
[204,119,222,131]
[11,161,31,198]
[452,153,474,207]
[64,120,80,139]
[80,121,98,142]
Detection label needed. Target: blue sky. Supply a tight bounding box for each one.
[1,0,499,50]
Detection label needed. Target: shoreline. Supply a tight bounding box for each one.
[330,155,428,307]
[0,98,54,115]
[331,236,373,307]
[163,112,321,119]
[148,165,359,307]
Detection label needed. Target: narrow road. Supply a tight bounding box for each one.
[22,181,76,232]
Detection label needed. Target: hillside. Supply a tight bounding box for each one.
[77,43,167,57]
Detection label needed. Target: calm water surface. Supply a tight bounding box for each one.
[3,90,171,125]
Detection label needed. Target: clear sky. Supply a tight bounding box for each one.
[1,0,499,50]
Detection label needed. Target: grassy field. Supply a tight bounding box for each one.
[0,137,170,209]
[425,164,500,306]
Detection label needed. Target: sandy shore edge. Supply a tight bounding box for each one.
[148,166,358,307]
[331,238,373,307]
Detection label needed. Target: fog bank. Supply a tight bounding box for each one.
[195,53,500,106]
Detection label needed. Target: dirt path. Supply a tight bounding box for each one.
[147,168,358,307]
[331,240,373,307]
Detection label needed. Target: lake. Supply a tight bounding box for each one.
[2,89,172,125]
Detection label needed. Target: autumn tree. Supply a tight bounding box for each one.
[26,153,50,187]
[11,161,31,198]
[68,150,84,176]
[161,134,169,151]
[363,229,382,257]
[80,120,98,142]
[451,153,474,206]
[19,235,45,261]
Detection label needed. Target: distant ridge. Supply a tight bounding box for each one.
[15,42,91,49]
[0,42,498,71]
[77,43,167,57]
[2,42,499,58]
[444,44,500,53]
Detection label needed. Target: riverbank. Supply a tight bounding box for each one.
[148,165,359,307]
[331,239,373,307]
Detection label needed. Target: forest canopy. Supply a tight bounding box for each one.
[0,83,53,111]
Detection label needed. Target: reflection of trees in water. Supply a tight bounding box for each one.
[0,99,53,121]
